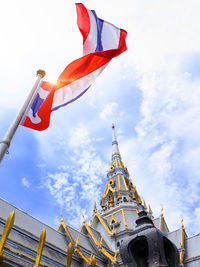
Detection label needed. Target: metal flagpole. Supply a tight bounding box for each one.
[0,69,46,164]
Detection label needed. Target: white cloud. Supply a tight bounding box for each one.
[43,126,107,228]
[104,0,200,236]
[99,102,119,120]
[119,54,200,235]
[21,177,31,188]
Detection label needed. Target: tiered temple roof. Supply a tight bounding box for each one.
[0,125,199,266]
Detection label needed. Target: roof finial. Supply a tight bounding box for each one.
[149,204,152,214]
[94,202,97,213]
[180,216,185,264]
[112,123,116,141]
[60,210,64,222]
[82,213,86,222]
[143,199,147,209]
[160,206,164,232]
[111,124,120,157]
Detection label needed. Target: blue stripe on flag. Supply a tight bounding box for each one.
[31,93,44,117]
[91,10,103,52]
[51,86,91,112]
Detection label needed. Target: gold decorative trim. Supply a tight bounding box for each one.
[184,255,200,261]
[101,248,117,263]
[76,224,84,245]
[103,208,138,218]
[134,187,142,205]
[76,246,90,264]
[149,204,152,214]
[138,195,142,205]
[160,207,163,232]
[66,242,72,267]
[90,210,114,236]
[106,186,116,195]
[118,159,122,168]
[83,221,101,247]
[109,216,118,225]
[117,174,122,199]
[90,213,96,227]
[102,181,109,199]
[101,197,105,208]
[122,209,128,230]
[60,216,76,245]
[91,255,96,267]
[115,159,119,168]
[118,175,121,191]
[179,217,185,264]
[132,188,136,200]
[94,202,97,213]
[122,175,129,190]
[143,200,147,209]
[34,229,46,267]
[79,220,117,264]
[0,210,15,261]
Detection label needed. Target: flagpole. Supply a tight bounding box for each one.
[0,69,46,164]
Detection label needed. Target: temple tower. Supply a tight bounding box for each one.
[90,124,152,253]
[100,124,142,208]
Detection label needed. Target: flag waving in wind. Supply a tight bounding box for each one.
[22,3,127,131]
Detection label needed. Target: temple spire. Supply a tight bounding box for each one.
[112,124,121,159]
[101,124,143,210]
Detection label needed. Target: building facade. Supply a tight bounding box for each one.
[0,125,199,266]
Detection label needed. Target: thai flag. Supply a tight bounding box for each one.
[22,3,127,130]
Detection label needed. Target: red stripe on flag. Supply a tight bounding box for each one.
[118,29,127,55]
[23,89,55,131]
[55,37,127,92]
[76,3,90,44]
[54,52,110,90]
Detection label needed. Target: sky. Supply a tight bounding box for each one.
[0,0,200,237]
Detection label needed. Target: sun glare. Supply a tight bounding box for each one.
[45,74,58,85]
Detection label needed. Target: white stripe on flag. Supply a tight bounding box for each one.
[101,22,121,51]
[52,63,108,110]
[83,10,98,55]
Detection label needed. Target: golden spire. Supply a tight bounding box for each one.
[94,202,97,213]
[101,197,105,208]
[60,210,64,222]
[91,255,96,267]
[82,214,86,222]
[108,194,114,207]
[132,188,136,200]
[66,243,72,267]
[180,217,185,264]
[149,204,152,214]
[143,200,147,209]
[180,217,184,247]
[34,229,46,267]
[160,207,164,232]
[101,125,140,209]
[0,210,15,260]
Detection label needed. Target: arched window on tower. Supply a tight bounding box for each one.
[123,197,128,202]
[130,237,149,267]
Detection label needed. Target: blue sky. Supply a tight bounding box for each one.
[0,0,200,236]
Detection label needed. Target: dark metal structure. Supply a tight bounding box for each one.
[120,207,179,267]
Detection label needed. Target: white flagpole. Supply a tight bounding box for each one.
[0,69,46,164]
